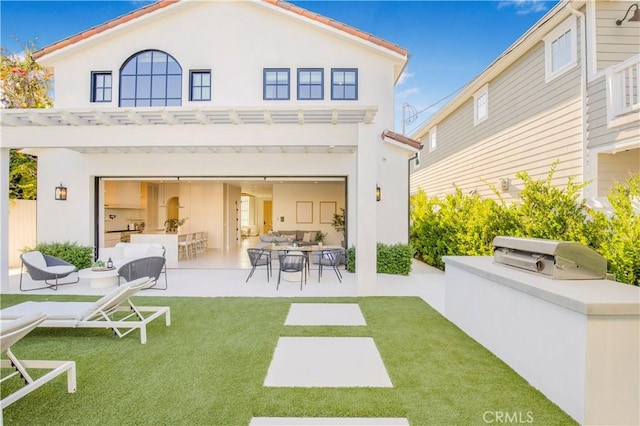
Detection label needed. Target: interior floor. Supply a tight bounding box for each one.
[176,236,258,269]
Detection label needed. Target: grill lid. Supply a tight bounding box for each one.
[492,236,607,280]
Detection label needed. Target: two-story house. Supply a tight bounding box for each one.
[410,0,639,206]
[0,0,422,294]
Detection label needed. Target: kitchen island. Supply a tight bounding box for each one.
[131,232,179,268]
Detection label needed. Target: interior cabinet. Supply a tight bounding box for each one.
[104,181,143,208]
[104,233,120,247]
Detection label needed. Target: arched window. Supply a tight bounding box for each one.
[119,50,182,107]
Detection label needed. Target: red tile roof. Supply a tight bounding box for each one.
[33,0,179,59]
[33,0,407,60]
[382,130,423,151]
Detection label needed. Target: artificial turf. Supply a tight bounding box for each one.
[0,295,576,425]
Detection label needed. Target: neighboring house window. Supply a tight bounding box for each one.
[474,85,489,125]
[429,127,437,152]
[297,68,323,100]
[544,16,577,82]
[264,68,290,100]
[119,50,182,107]
[190,70,211,101]
[91,72,112,103]
[331,68,358,100]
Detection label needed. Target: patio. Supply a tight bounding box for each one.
[2,253,446,315]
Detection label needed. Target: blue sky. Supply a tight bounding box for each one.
[0,0,557,133]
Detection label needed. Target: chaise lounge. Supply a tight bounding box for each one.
[1,312,77,409]
[0,277,170,344]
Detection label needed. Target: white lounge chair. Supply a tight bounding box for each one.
[1,312,77,410]
[0,277,170,344]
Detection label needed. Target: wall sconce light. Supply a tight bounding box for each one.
[55,183,67,200]
[500,178,510,192]
[376,185,381,202]
[616,3,640,26]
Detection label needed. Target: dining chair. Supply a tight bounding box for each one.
[318,248,343,283]
[246,248,272,282]
[277,253,307,290]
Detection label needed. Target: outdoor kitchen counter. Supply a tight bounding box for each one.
[443,255,639,426]
[444,256,640,315]
[130,233,179,268]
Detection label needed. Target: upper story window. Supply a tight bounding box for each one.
[474,85,489,125]
[91,72,112,103]
[331,68,358,100]
[264,68,290,100]
[190,70,211,101]
[297,68,323,100]
[429,126,437,152]
[544,16,577,82]
[119,50,182,107]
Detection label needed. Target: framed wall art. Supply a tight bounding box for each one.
[296,201,313,223]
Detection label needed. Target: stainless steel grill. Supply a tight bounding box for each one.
[492,236,608,280]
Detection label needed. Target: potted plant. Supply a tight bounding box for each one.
[165,217,188,233]
[332,208,345,247]
[314,231,327,245]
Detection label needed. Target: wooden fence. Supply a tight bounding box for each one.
[9,199,36,267]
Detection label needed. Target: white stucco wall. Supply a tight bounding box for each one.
[2,0,413,291]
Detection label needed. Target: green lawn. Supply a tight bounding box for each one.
[1,295,576,425]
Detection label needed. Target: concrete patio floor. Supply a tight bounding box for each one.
[2,259,445,314]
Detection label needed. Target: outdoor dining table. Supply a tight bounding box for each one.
[259,244,343,278]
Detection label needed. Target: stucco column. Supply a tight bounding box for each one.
[0,148,10,285]
[356,124,377,295]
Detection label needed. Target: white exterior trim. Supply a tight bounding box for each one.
[429,126,437,153]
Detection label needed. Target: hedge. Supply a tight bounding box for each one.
[410,163,639,286]
[346,242,415,275]
[22,241,94,270]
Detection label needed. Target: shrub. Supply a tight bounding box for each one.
[586,174,640,286]
[410,163,639,286]
[345,243,415,275]
[22,241,94,269]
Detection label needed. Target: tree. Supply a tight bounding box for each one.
[1,39,51,199]
[1,39,52,108]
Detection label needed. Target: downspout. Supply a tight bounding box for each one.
[407,153,418,242]
[566,2,589,197]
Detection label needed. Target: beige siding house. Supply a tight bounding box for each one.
[410,0,639,203]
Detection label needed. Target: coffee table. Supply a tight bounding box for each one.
[78,267,119,289]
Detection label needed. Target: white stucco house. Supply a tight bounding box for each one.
[410,0,639,204]
[0,0,422,294]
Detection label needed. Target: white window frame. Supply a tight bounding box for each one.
[544,15,578,82]
[473,84,489,125]
[429,126,437,152]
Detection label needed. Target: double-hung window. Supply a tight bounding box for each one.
[297,68,323,100]
[264,68,290,100]
[91,72,112,103]
[190,70,211,101]
[544,16,577,82]
[473,85,489,125]
[331,68,358,100]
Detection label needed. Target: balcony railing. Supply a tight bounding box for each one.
[607,54,640,126]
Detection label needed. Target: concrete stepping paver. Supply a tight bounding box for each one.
[284,303,366,326]
[264,337,393,387]
[250,417,409,425]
